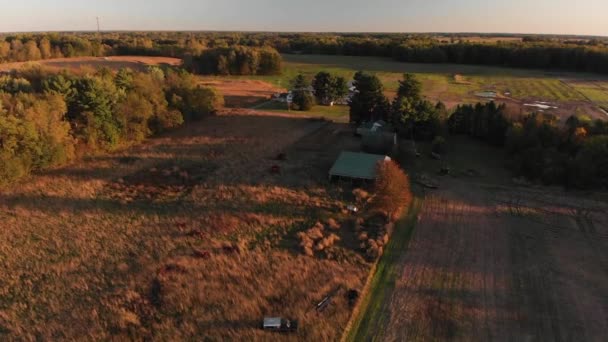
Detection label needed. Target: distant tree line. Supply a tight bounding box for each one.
[0,65,223,185]
[448,102,608,188]
[186,46,282,75]
[3,32,608,74]
[271,34,608,74]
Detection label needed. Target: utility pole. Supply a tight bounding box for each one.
[96,16,101,37]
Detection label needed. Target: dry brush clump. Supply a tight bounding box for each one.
[151,251,364,341]
[105,161,216,203]
[355,214,394,260]
[297,221,342,258]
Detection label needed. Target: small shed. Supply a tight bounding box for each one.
[357,121,397,153]
[329,152,391,181]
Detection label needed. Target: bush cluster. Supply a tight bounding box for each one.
[297,221,341,258]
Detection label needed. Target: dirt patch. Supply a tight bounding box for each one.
[200,79,285,108]
[104,161,217,204]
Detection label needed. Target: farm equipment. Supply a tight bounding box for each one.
[439,166,451,176]
[347,205,359,214]
[416,174,439,189]
[270,165,281,174]
[431,152,442,160]
[316,287,340,313]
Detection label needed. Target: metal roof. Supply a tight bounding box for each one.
[329,152,390,180]
[263,317,282,328]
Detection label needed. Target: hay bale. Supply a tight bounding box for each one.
[326,218,341,230]
[358,232,369,241]
[307,226,325,241]
[353,188,370,202]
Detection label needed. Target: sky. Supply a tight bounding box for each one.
[1,0,607,36]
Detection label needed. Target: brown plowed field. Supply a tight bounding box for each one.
[379,178,608,341]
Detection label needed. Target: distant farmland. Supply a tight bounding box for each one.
[228,54,608,120]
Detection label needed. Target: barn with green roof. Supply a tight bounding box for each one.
[328,152,391,181]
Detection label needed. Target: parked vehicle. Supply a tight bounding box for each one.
[262,317,298,332]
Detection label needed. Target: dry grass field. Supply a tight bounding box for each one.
[2,56,607,340]
[0,56,182,73]
[350,137,608,341]
[198,79,284,108]
[0,108,382,340]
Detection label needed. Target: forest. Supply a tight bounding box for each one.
[186,46,282,75]
[0,65,222,185]
[2,32,608,74]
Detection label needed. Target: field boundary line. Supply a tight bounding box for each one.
[342,198,423,342]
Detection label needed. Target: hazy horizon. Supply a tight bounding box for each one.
[1,0,607,37]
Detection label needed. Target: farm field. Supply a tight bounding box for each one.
[348,136,608,341]
[219,54,608,120]
[0,108,384,340]
[0,56,182,73]
[1,55,608,340]
[3,54,608,120]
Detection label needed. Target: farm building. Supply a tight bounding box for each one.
[357,121,397,153]
[329,151,391,181]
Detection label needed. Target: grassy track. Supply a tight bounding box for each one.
[253,101,349,121]
[345,197,424,341]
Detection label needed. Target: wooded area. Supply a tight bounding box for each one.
[2,32,608,74]
[0,65,222,184]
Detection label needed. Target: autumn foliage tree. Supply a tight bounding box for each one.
[372,160,412,220]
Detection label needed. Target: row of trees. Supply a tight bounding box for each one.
[448,102,510,146]
[0,66,223,184]
[3,32,608,74]
[0,35,107,62]
[186,46,282,75]
[447,101,608,188]
[289,72,349,111]
[505,114,608,188]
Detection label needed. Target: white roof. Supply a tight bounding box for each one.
[263,317,282,328]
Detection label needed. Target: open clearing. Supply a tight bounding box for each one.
[198,79,284,108]
[0,109,379,340]
[198,78,350,121]
[349,137,608,341]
